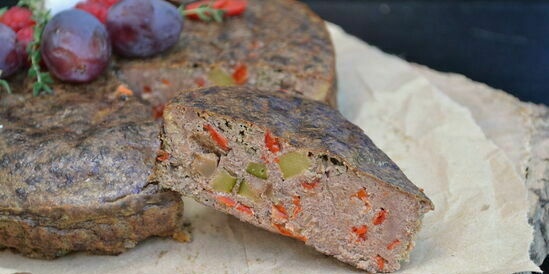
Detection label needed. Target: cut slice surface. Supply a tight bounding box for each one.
[154,86,433,273]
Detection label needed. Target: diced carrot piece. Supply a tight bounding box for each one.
[301,179,319,190]
[204,124,230,151]
[264,130,281,153]
[387,239,401,250]
[116,84,134,96]
[160,78,171,86]
[351,225,368,241]
[232,63,248,85]
[375,255,386,270]
[235,203,254,215]
[216,196,237,208]
[292,196,302,217]
[156,150,170,162]
[373,208,387,225]
[352,188,368,200]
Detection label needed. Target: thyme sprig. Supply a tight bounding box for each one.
[19,0,53,96]
[0,71,12,94]
[181,4,225,23]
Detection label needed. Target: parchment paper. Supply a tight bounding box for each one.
[0,24,541,274]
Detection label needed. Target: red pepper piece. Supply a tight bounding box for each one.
[187,0,247,18]
[352,188,372,209]
[373,208,387,225]
[292,196,302,217]
[216,195,237,208]
[15,26,33,63]
[185,0,248,20]
[219,0,247,16]
[90,0,119,8]
[143,85,152,93]
[273,223,306,242]
[273,204,288,219]
[351,225,368,241]
[387,239,401,250]
[375,255,386,271]
[264,130,281,153]
[301,179,320,190]
[156,150,170,162]
[152,104,165,119]
[204,124,230,151]
[160,78,171,86]
[0,6,35,32]
[235,203,254,215]
[194,76,206,87]
[75,1,109,23]
[232,63,248,85]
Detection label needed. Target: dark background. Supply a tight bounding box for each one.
[301,0,548,106]
[1,0,548,272]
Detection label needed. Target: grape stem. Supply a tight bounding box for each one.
[19,0,54,96]
[181,4,225,23]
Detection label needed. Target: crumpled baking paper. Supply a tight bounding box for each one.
[0,24,540,274]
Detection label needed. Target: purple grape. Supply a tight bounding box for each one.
[106,0,183,58]
[0,23,23,78]
[41,9,111,83]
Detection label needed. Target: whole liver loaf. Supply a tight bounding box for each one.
[155,86,434,273]
[0,74,184,259]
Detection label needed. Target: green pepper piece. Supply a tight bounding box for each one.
[246,162,268,179]
[237,180,260,201]
[208,67,236,86]
[210,170,237,193]
[278,151,310,179]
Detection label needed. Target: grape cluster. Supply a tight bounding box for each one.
[1,0,248,85]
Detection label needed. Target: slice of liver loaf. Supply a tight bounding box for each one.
[154,86,434,273]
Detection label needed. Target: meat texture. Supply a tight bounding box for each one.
[154,86,434,273]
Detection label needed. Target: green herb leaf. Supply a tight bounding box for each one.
[24,4,53,96]
[17,0,42,11]
[0,71,11,94]
[0,7,7,16]
[181,4,225,23]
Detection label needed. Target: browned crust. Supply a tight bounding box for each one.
[0,191,183,259]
